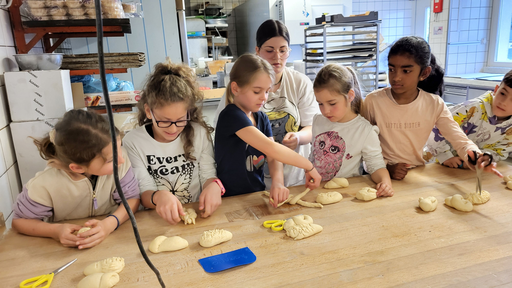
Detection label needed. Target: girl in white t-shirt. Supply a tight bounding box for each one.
[123,59,224,225]
[312,64,393,197]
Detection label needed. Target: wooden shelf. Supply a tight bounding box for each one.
[70,68,128,76]
[8,0,131,54]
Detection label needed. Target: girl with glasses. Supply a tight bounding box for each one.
[215,54,321,206]
[214,19,320,189]
[123,59,224,225]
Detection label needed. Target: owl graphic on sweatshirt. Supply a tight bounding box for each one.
[312,131,346,181]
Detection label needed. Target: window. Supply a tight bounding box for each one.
[486,0,512,72]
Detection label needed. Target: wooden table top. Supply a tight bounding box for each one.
[1,163,512,288]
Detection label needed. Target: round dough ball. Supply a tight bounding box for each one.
[418,196,438,212]
[507,181,512,190]
[355,187,377,201]
[199,229,232,248]
[465,190,490,204]
[316,192,343,204]
[84,257,125,276]
[445,194,473,212]
[503,175,512,183]
[149,236,188,253]
[74,227,91,236]
[324,178,349,189]
[77,272,119,288]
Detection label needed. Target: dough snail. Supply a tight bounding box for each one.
[355,187,377,201]
[199,229,232,248]
[316,192,343,205]
[84,257,125,275]
[149,236,189,253]
[77,272,120,288]
[465,190,490,204]
[445,194,473,212]
[324,178,349,189]
[418,196,438,212]
[180,208,197,225]
[283,215,323,240]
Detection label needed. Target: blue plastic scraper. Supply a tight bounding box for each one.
[198,247,256,273]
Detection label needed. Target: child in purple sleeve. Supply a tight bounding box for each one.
[12,109,140,249]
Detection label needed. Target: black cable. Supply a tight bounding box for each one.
[93,1,165,287]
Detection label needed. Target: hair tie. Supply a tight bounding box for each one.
[49,129,56,144]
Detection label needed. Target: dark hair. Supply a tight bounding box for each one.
[137,58,213,161]
[226,53,275,105]
[313,64,363,114]
[388,36,445,96]
[33,109,117,167]
[503,70,512,88]
[256,19,290,48]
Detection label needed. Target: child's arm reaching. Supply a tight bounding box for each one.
[266,138,290,207]
[371,168,394,197]
[282,126,313,151]
[236,126,322,190]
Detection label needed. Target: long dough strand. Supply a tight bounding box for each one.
[289,188,310,205]
[297,199,323,208]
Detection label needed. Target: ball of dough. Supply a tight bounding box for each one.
[465,190,490,204]
[324,178,349,189]
[503,175,512,183]
[445,194,473,212]
[180,208,197,225]
[507,181,512,190]
[199,229,232,248]
[84,257,125,276]
[77,272,119,288]
[355,187,377,201]
[149,236,188,253]
[316,192,343,204]
[418,196,438,212]
[74,227,91,236]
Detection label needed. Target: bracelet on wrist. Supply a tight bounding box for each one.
[151,190,159,206]
[306,166,315,172]
[106,214,120,231]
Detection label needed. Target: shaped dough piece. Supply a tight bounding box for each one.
[199,229,232,248]
[355,187,377,201]
[507,181,512,190]
[180,208,197,225]
[445,194,473,212]
[324,178,349,189]
[290,188,311,205]
[149,236,189,253]
[297,199,323,208]
[263,191,294,207]
[285,223,323,240]
[77,272,120,288]
[316,192,343,204]
[503,175,512,182]
[465,190,490,204]
[418,196,438,212]
[84,257,124,276]
[74,227,91,236]
[283,215,314,231]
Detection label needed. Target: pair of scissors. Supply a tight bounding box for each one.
[467,150,493,195]
[20,258,77,288]
[263,219,286,231]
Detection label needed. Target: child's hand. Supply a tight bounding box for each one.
[269,182,290,208]
[75,219,116,249]
[305,167,321,190]
[282,132,299,151]
[199,182,222,218]
[466,150,503,177]
[376,182,394,197]
[53,223,82,247]
[442,156,464,168]
[387,163,409,180]
[153,190,186,225]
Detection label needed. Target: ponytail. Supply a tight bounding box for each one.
[33,136,57,161]
[418,53,444,96]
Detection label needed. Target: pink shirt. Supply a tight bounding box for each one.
[361,88,478,166]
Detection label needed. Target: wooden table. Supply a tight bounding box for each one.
[2,163,512,287]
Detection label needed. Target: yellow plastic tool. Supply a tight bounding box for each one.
[20,258,77,288]
[263,219,287,231]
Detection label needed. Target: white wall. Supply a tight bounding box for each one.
[0,9,24,229]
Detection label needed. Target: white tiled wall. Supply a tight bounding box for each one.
[352,0,416,45]
[446,0,492,75]
[428,0,450,69]
[0,9,23,229]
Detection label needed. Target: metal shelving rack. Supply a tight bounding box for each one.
[304,20,381,94]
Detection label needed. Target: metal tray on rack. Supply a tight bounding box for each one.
[315,12,378,25]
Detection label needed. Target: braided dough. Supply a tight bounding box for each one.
[445,194,473,212]
[324,178,349,189]
[283,215,322,240]
[199,229,232,248]
[77,272,119,288]
[418,196,438,212]
[149,236,189,253]
[465,190,490,204]
[356,187,377,201]
[180,208,197,225]
[84,257,125,276]
[262,191,322,208]
[316,192,343,204]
